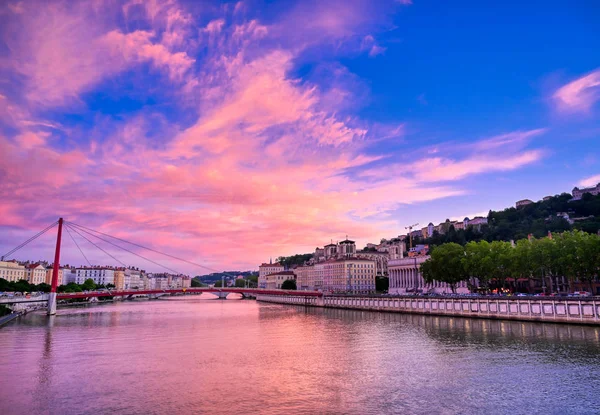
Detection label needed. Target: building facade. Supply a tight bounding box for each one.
[265,270,296,289]
[316,258,376,294]
[45,267,64,286]
[25,264,47,285]
[516,199,534,209]
[388,256,469,295]
[0,260,26,282]
[75,267,116,286]
[258,262,284,288]
[572,183,600,200]
[113,269,125,290]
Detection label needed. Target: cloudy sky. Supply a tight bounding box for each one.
[0,0,599,274]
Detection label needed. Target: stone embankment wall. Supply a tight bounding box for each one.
[256,295,600,325]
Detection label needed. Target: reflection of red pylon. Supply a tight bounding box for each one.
[48,218,63,315]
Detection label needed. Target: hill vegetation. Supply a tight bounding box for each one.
[413,192,600,247]
[276,254,313,269]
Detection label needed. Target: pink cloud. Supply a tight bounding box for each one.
[553,69,600,113]
[414,150,543,182]
[0,0,548,272]
[2,0,195,106]
[578,174,600,188]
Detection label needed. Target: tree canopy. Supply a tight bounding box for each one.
[277,254,313,269]
[281,279,297,290]
[421,230,600,293]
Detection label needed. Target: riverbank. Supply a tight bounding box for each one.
[0,311,25,327]
[256,294,600,325]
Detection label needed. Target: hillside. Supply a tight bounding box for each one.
[414,192,600,247]
[195,271,257,284]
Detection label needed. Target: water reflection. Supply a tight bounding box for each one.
[0,298,599,415]
[269,304,600,345]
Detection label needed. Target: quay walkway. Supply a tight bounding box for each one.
[256,294,600,325]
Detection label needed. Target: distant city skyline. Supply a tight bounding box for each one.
[0,0,599,272]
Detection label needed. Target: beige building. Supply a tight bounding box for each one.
[258,262,284,288]
[516,199,534,209]
[316,258,376,294]
[45,267,64,286]
[0,260,26,282]
[25,264,47,285]
[265,270,296,289]
[114,269,125,290]
[295,265,313,290]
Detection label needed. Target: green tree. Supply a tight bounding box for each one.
[81,278,96,291]
[234,278,247,288]
[191,278,205,287]
[281,279,297,290]
[421,243,468,293]
[375,276,389,293]
[464,240,494,290]
[488,241,513,291]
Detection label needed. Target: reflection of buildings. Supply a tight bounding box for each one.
[388,256,469,294]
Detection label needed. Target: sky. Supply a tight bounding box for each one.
[0,0,599,275]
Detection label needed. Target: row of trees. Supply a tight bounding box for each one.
[0,278,113,294]
[421,230,600,293]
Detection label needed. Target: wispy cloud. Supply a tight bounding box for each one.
[553,69,600,113]
[578,174,600,188]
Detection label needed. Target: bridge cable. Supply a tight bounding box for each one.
[66,224,127,267]
[1,220,58,261]
[66,223,185,276]
[64,224,92,266]
[67,221,237,277]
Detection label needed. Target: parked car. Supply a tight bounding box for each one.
[573,291,592,297]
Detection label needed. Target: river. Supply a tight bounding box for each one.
[1,295,599,414]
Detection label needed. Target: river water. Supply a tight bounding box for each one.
[1,295,599,415]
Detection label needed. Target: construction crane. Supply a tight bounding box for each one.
[405,223,419,250]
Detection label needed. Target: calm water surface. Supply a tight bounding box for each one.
[1,295,600,415]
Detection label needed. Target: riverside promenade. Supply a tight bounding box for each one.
[256,294,600,325]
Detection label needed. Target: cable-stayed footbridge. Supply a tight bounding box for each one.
[1,218,321,314]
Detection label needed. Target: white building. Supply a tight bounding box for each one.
[62,269,77,284]
[0,260,26,282]
[388,256,469,295]
[75,267,116,286]
[127,269,144,289]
